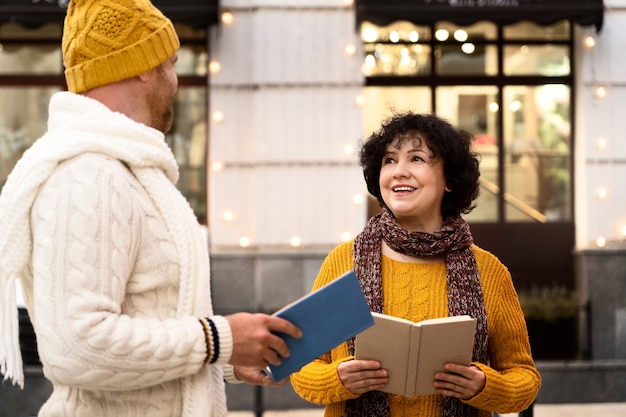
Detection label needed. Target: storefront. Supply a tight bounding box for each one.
[0,0,219,222]
[352,0,603,292]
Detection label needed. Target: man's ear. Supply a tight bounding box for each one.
[136,68,154,82]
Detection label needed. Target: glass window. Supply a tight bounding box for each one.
[166,86,207,222]
[0,87,60,188]
[362,19,573,224]
[0,43,62,74]
[435,21,498,41]
[504,21,570,40]
[360,21,431,77]
[176,45,208,76]
[363,87,431,136]
[504,44,570,76]
[436,86,500,222]
[360,21,431,43]
[436,44,497,76]
[433,22,497,76]
[362,43,430,76]
[0,22,209,223]
[503,85,571,222]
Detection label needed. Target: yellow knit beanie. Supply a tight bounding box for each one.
[62,0,180,93]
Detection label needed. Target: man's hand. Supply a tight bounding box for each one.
[234,366,290,387]
[226,312,302,368]
[433,363,486,400]
[337,359,389,395]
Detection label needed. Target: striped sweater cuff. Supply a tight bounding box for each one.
[222,364,244,384]
[209,315,233,365]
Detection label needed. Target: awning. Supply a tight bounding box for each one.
[356,0,604,32]
[0,0,219,29]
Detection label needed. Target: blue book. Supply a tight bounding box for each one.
[265,270,374,382]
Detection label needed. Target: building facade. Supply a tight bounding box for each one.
[1,0,625,414]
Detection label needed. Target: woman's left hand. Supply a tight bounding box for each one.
[234,366,290,387]
[433,363,486,400]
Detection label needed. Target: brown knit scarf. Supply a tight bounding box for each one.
[344,208,488,417]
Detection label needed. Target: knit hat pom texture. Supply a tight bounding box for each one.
[62,0,180,93]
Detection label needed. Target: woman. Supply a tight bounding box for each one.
[290,112,540,417]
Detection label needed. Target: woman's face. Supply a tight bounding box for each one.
[379,133,448,232]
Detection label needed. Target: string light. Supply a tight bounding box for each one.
[435,29,449,41]
[584,36,596,48]
[221,210,234,222]
[596,236,606,248]
[212,111,225,123]
[340,231,352,242]
[290,236,302,248]
[461,43,475,54]
[594,137,607,150]
[454,30,468,42]
[239,236,251,248]
[595,86,607,98]
[211,160,224,172]
[209,61,221,74]
[595,187,608,200]
[345,44,356,56]
[362,27,378,43]
[221,12,234,25]
[352,194,364,205]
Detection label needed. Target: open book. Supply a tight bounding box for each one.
[265,270,374,382]
[355,312,476,396]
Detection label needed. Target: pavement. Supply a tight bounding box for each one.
[228,402,626,417]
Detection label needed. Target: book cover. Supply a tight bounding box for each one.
[355,312,476,396]
[265,270,375,382]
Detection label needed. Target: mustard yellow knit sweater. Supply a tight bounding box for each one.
[290,241,541,417]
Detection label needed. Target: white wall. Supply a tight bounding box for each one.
[208,0,366,251]
[576,0,626,248]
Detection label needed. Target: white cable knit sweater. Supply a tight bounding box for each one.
[0,92,233,417]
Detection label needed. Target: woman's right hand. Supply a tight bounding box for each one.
[338,359,389,395]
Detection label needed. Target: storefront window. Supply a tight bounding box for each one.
[360,21,431,77]
[504,85,571,221]
[503,21,570,40]
[361,20,573,224]
[436,44,498,76]
[0,87,59,188]
[0,22,209,222]
[0,44,62,74]
[363,87,431,135]
[436,86,500,222]
[504,44,570,76]
[166,86,207,222]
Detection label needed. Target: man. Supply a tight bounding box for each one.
[0,1,301,416]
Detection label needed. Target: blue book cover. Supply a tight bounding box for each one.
[265,270,374,382]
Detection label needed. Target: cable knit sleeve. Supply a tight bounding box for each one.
[463,246,541,414]
[30,153,208,390]
[290,242,360,410]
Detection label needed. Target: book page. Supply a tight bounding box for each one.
[355,312,413,396]
[411,316,476,396]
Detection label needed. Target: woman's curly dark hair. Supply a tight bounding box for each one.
[359,112,480,218]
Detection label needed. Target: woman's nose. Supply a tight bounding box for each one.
[392,161,410,177]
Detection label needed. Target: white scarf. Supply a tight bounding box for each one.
[0,92,222,415]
